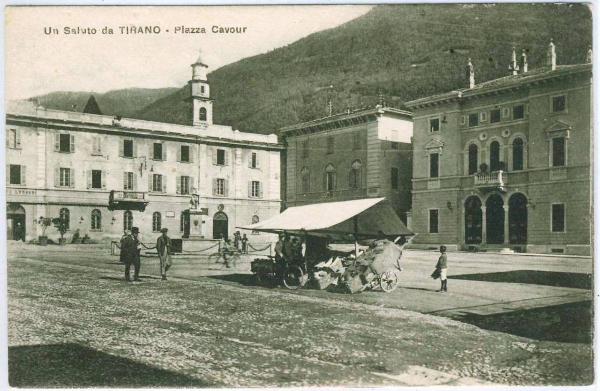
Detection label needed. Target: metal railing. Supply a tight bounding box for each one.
[474,170,506,188]
[110,190,147,201]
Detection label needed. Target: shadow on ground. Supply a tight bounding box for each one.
[450,270,592,289]
[9,343,210,388]
[453,300,592,343]
[209,273,264,287]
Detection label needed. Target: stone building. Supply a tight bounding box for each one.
[405,43,592,255]
[6,54,282,243]
[280,106,413,222]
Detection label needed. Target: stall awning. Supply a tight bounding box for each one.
[239,197,413,239]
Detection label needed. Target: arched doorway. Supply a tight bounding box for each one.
[486,194,505,244]
[213,211,228,240]
[509,193,528,244]
[7,203,26,241]
[464,196,482,244]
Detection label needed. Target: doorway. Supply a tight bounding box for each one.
[486,194,504,244]
[464,196,482,244]
[181,210,190,238]
[213,211,228,240]
[509,193,528,244]
[7,204,26,241]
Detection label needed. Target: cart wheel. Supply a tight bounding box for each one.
[379,270,399,293]
[283,265,305,290]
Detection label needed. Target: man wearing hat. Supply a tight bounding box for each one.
[156,227,172,280]
[130,227,142,282]
[120,229,138,282]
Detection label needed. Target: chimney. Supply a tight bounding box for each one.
[547,39,556,70]
[586,45,592,63]
[509,47,519,75]
[520,49,528,73]
[466,58,475,89]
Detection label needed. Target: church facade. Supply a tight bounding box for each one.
[6,55,282,243]
[405,43,592,255]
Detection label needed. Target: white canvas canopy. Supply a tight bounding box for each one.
[239,197,413,240]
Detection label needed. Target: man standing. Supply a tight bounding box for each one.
[120,230,136,282]
[156,228,172,281]
[436,245,448,292]
[241,233,249,254]
[130,227,142,282]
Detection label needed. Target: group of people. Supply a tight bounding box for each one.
[119,227,173,282]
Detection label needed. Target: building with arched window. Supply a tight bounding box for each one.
[405,44,591,255]
[280,106,413,222]
[6,53,282,243]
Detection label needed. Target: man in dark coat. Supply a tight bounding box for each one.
[120,230,137,282]
[130,226,142,282]
[435,245,448,292]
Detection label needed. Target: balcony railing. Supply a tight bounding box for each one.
[474,170,507,190]
[108,190,149,211]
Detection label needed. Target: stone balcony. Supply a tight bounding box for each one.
[108,190,149,211]
[474,170,507,191]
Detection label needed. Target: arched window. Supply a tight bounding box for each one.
[468,144,478,175]
[59,208,70,230]
[300,167,310,193]
[91,209,101,230]
[325,164,336,192]
[512,138,524,171]
[349,160,362,189]
[123,211,133,232]
[199,107,207,121]
[490,141,501,171]
[152,212,162,232]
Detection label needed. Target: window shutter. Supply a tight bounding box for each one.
[258,182,263,198]
[70,135,75,153]
[20,165,26,186]
[212,178,217,196]
[123,172,127,190]
[6,133,9,147]
[70,168,76,188]
[5,165,9,184]
[248,181,252,197]
[132,174,137,191]
[212,148,217,165]
[119,139,124,157]
[190,176,195,193]
[148,174,153,192]
[248,154,253,168]
[162,175,167,193]
[97,137,102,154]
[189,147,194,163]
[176,176,181,194]
[162,143,167,161]
[177,146,181,162]
[224,150,229,166]
[101,170,106,189]
[333,173,337,190]
[133,140,137,158]
[55,168,60,187]
[54,133,60,151]
[255,153,261,169]
[86,170,92,189]
[149,143,153,159]
[15,130,21,148]
[224,179,229,196]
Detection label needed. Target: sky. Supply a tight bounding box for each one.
[5,5,372,100]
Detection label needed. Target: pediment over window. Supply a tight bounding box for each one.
[545,120,572,139]
[425,138,444,150]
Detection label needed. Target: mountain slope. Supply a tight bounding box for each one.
[32,88,179,118]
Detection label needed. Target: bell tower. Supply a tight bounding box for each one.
[189,52,213,126]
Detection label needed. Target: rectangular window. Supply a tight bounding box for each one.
[429,209,439,234]
[152,174,163,192]
[429,118,440,132]
[391,167,399,190]
[179,176,191,195]
[490,109,501,123]
[302,140,309,158]
[429,153,439,178]
[552,95,566,113]
[124,172,134,190]
[7,129,20,149]
[215,178,225,196]
[216,149,226,165]
[513,104,525,120]
[251,152,258,168]
[9,165,21,185]
[60,168,71,187]
[327,136,334,154]
[153,143,163,160]
[353,133,360,151]
[552,137,566,167]
[180,145,190,162]
[91,170,102,189]
[552,203,565,232]
[92,136,102,155]
[251,181,261,198]
[123,139,134,158]
[59,134,71,153]
[468,113,479,127]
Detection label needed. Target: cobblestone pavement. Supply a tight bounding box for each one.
[7,243,593,387]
